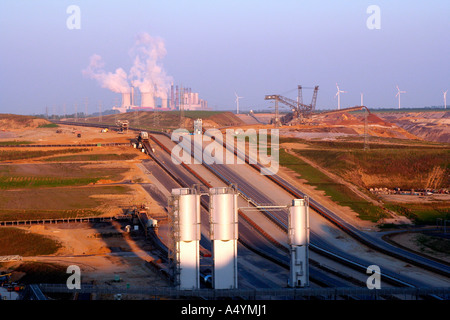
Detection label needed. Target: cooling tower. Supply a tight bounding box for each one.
[288,198,310,288]
[209,187,238,289]
[141,91,155,109]
[121,92,131,108]
[161,95,168,109]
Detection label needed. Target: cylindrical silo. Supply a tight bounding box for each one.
[170,188,201,290]
[176,188,201,242]
[209,187,238,289]
[288,199,309,246]
[288,198,310,288]
[210,188,238,240]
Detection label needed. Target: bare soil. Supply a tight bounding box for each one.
[0,122,170,294]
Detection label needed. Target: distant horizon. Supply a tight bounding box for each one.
[17,105,449,119]
[1,1,448,115]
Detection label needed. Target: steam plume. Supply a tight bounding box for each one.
[82,54,130,93]
[82,32,173,101]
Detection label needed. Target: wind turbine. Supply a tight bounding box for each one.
[335,83,347,110]
[395,85,406,109]
[235,92,243,114]
[360,92,364,106]
[443,90,448,109]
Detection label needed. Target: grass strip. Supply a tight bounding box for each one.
[279,148,386,222]
[0,148,90,161]
[0,227,61,256]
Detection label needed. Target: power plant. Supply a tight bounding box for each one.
[113,84,208,113]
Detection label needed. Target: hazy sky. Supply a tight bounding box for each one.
[0,0,449,115]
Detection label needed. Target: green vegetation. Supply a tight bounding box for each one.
[279,149,386,222]
[0,227,61,256]
[0,176,99,189]
[44,153,138,162]
[37,123,59,128]
[279,136,446,149]
[293,148,449,189]
[167,110,224,119]
[385,203,450,225]
[0,185,129,221]
[0,140,34,146]
[0,148,90,161]
[84,110,244,130]
[0,163,129,190]
[0,209,102,221]
[280,135,449,225]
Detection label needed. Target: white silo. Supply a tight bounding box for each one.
[169,188,201,290]
[288,198,310,287]
[209,187,238,289]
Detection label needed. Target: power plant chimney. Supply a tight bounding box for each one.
[288,198,310,287]
[209,187,239,289]
[170,83,175,109]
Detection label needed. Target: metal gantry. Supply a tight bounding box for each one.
[265,85,319,125]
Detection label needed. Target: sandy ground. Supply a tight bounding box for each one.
[0,124,136,145]
[19,222,169,292]
[1,124,171,295]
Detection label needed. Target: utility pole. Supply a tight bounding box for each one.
[179,86,185,129]
[364,107,369,151]
[274,97,279,128]
[98,101,102,123]
[84,97,88,122]
[136,108,140,128]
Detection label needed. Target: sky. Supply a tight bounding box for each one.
[0,0,449,115]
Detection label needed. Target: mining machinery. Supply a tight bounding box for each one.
[265,85,319,125]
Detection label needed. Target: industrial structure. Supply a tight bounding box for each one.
[265,85,319,126]
[113,84,208,113]
[168,188,201,290]
[209,187,239,289]
[167,186,239,290]
[288,198,310,287]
